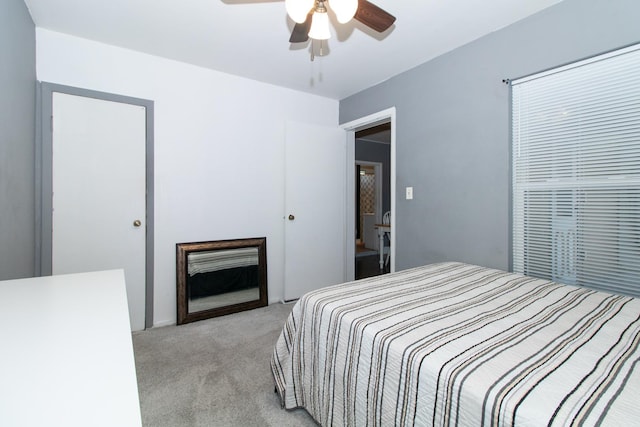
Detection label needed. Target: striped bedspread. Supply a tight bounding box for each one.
[270,262,640,426]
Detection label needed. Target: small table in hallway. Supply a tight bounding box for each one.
[374,223,391,270]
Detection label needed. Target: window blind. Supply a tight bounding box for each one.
[512,44,640,297]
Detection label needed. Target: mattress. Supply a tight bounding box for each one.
[271,262,640,426]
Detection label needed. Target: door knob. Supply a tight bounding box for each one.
[133,219,142,227]
[288,214,295,221]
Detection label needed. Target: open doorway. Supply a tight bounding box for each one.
[342,107,396,282]
[355,124,391,279]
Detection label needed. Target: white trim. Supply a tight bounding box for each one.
[342,107,397,280]
[344,130,356,281]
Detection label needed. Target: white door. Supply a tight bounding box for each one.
[284,121,347,301]
[52,92,147,331]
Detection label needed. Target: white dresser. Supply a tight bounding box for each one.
[0,270,142,427]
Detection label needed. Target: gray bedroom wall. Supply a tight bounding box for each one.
[0,0,36,280]
[356,139,391,215]
[340,0,640,272]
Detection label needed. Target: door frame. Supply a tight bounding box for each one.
[35,82,155,328]
[341,107,396,281]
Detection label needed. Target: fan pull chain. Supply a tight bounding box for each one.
[310,40,325,62]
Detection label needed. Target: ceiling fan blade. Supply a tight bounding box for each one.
[289,12,312,43]
[354,0,396,33]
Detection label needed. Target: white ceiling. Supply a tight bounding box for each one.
[23,0,563,100]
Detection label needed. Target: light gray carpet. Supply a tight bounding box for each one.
[132,303,318,427]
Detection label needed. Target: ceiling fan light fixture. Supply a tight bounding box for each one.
[330,0,358,24]
[308,8,331,40]
[285,0,314,24]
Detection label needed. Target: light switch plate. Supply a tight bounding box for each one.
[406,186,413,200]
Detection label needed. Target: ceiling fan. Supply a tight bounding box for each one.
[286,0,396,44]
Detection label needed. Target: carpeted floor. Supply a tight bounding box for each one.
[132,303,318,427]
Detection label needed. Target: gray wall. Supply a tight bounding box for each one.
[356,139,391,214]
[0,0,36,280]
[340,0,640,272]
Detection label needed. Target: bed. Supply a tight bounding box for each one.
[271,262,640,426]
